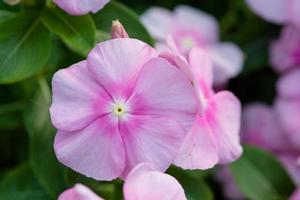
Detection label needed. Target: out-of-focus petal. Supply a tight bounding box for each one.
[245,0,289,24]
[53,0,109,16]
[54,115,125,181]
[119,115,186,178]
[50,61,112,132]
[290,188,300,200]
[124,163,187,200]
[58,184,104,200]
[174,5,219,44]
[209,43,244,85]
[87,38,157,100]
[277,69,300,98]
[279,155,300,186]
[141,7,173,40]
[128,57,197,132]
[291,1,300,29]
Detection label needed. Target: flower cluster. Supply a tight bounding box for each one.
[48,2,243,199]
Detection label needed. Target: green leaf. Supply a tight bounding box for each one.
[0,163,50,200]
[23,78,66,198]
[93,1,154,45]
[167,166,213,200]
[0,11,51,83]
[230,146,296,200]
[0,10,15,22]
[41,7,96,56]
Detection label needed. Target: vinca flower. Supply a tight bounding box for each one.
[141,5,244,85]
[53,0,109,15]
[50,36,197,180]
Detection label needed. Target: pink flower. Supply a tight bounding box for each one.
[162,48,242,170]
[58,184,104,200]
[270,26,300,73]
[124,163,187,200]
[50,38,197,181]
[53,0,109,15]
[245,0,300,27]
[290,188,300,200]
[141,5,244,85]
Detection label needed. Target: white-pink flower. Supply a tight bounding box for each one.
[161,48,242,170]
[270,26,300,73]
[50,38,197,181]
[53,0,109,15]
[245,0,300,27]
[58,184,104,200]
[141,5,244,85]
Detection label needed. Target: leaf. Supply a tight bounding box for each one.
[23,78,66,198]
[93,1,154,45]
[0,10,15,22]
[41,7,96,56]
[0,11,51,84]
[230,146,296,200]
[0,163,50,200]
[167,166,213,200]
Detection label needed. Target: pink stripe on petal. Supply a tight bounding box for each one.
[124,163,187,200]
[54,115,125,181]
[50,61,112,132]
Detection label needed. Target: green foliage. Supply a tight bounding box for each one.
[230,146,296,200]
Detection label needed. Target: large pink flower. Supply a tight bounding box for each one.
[162,48,242,170]
[50,38,197,181]
[245,0,300,27]
[270,26,300,73]
[141,5,244,85]
[53,0,109,15]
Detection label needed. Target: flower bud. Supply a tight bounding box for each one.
[111,20,129,39]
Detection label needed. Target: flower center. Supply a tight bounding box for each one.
[112,102,126,117]
[180,37,196,50]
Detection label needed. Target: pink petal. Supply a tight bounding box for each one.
[270,26,300,73]
[53,0,109,16]
[207,91,242,163]
[124,163,187,200]
[279,155,300,186]
[290,189,300,200]
[54,115,125,181]
[241,103,288,152]
[58,184,104,200]
[209,43,244,85]
[141,7,173,40]
[174,115,219,169]
[291,1,300,28]
[173,5,219,44]
[87,38,157,100]
[277,69,300,98]
[245,0,289,24]
[128,57,197,132]
[119,115,186,178]
[50,61,112,132]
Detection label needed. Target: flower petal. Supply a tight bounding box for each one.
[54,115,125,181]
[53,0,109,15]
[174,115,219,170]
[124,163,187,200]
[277,69,300,98]
[141,7,173,40]
[50,61,112,132]
[87,38,157,100]
[128,57,197,132]
[290,189,300,200]
[209,42,244,85]
[58,184,104,200]
[245,0,289,24]
[174,5,219,43]
[207,91,242,163]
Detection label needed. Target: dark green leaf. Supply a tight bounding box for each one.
[230,146,296,200]
[167,166,213,200]
[0,163,50,200]
[41,7,96,56]
[0,11,51,83]
[93,1,154,45]
[24,78,66,198]
[0,10,15,22]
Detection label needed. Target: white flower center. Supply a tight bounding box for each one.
[180,37,196,49]
[112,102,127,117]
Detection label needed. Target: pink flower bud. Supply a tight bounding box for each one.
[111,20,129,39]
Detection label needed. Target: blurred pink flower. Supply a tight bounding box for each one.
[270,26,300,73]
[141,5,244,85]
[58,184,104,200]
[124,163,187,200]
[290,188,300,200]
[161,48,242,170]
[53,0,109,15]
[50,38,197,181]
[245,0,300,27]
